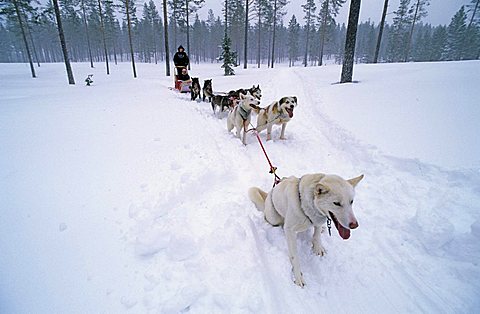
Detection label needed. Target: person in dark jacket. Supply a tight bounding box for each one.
[177,67,190,81]
[174,45,189,76]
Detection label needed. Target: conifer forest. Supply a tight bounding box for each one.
[1,0,479,70]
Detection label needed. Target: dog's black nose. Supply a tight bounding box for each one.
[290,105,294,109]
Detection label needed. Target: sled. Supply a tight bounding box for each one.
[174,66,192,93]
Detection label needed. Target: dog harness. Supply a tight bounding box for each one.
[238,106,252,121]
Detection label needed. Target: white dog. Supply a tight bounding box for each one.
[248,173,364,287]
[227,93,260,145]
[254,96,297,140]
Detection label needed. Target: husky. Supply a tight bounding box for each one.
[254,96,298,141]
[228,84,262,100]
[202,79,213,102]
[248,173,364,287]
[211,94,234,115]
[190,77,201,101]
[227,93,260,145]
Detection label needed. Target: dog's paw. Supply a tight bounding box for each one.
[294,273,306,288]
[313,244,327,256]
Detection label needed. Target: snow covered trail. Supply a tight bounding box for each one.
[129,64,480,312]
[1,62,479,313]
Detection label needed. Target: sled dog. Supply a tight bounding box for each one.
[254,96,298,141]
[203,79,213,102]
[190,77,201,101]
[227,93,260,145]
[248,173,364,287]
[211,94,233,114]
[228,85,262,100]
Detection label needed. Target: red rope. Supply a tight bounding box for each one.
[249,127,282,187]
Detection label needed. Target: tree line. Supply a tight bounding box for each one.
[1,0,479,74]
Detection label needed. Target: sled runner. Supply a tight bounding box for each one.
[174,66,192,93]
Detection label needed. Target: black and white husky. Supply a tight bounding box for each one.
[202,79,213,102]
[190,77,201,101]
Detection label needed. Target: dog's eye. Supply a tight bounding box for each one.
[333,202,341,206]
[350,200,353,205]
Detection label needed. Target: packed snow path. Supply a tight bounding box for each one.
[1,62,479,313]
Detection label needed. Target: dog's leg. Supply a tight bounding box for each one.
[285,228,305,287]
[280,123,287,140]
[312,226,327,256]
[242,120,249,145]
[266,124,273,141]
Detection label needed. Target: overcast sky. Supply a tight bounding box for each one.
[197,0,471,26]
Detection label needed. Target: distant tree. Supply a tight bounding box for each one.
[79,0,94,67]
[373,0,389,63]
[162,0,170,76]
[220,0,236,75]
[340,0,361,83]
[52,0,75,84]
[270,0,288,68]
[3,0,37,77]
[97,0,110,74]
[243,0,253,68]
[318,0,345,66]
[445,6,468,60]
[287,14,300,66]
[404,0,430,62]
[430,25,447,60]
[388,0,411,62]
[302,0,317,67]
[183,0,204,69]
[467,0,480,27]
[121,0,137,77]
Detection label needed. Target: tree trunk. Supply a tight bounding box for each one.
[13,0,36,78]
[125,0,137,78]
[468,0,479,28]
[257,7,261,68]
[97,0,110,74]
[185,0,191,70]
[52,0,75,84]
[373,0,388,63]
[243,0,249,69]
[270,0,277,68]
[404,0,420,62]
[303,11,310,67]
[340,0,361,83]
[81,0,94,68]
[163,0,171,76]
[319,0,329,66]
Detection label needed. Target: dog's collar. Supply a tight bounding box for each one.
[298,176,332,235]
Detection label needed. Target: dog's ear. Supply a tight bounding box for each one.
[257,84,260,89]
[315,183,330,195]
[279,97,287,105]
[293,96,297,103]
[240,93,245,100]
[348,174,364,188]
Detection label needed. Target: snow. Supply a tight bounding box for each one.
[1,60,479,313]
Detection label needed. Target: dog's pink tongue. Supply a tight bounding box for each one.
[286,108,294,118]
[334,220,351,240]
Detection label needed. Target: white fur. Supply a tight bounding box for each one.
[248,173,364,287]
[227,93,260,145]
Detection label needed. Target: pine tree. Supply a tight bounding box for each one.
[162,0,170,76]
[220,34,236,75]
[404,0,430,62]
[302,0,317,67]
[388,0,411,62]
[270,0,288,68]
[287,14,300,66]
[445,6,467,60]
[318,0,345,65]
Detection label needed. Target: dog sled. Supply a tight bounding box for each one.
[173,66,192,93]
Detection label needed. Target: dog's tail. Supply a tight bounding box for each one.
[248,187,267,212]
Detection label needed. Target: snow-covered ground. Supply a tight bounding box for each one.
[1,60,479,313]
